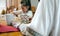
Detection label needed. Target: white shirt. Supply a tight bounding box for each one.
[18,10,33,18]
[5,14,16,25]
[29,0,60,36]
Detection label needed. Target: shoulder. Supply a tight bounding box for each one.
[28,10,32,12]
[28,10,32,13]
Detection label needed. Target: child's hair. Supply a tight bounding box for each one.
[6,6,14,14]
[22,4,29,7]
[21,3,29,11]
[6,7,10,13]
[21,1,31,10]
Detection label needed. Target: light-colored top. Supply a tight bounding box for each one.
[18,10,33,18]
[5,14,16,25]
[18,10,33,24]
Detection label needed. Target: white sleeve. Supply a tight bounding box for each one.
[19,24,29,35]
[27,11,33,18]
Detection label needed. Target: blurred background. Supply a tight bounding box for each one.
[0,0,40,36]
[0,0,40,14]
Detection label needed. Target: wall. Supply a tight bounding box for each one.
[6,0,21,10]
[0,0,6,14]
[31,0,39,8]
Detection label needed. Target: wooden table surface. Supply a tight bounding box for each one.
[0,32,23,36]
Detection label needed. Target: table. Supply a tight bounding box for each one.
[0,32,23,36]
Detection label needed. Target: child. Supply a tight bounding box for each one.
[12,4,33,36]
[6,7,16,25]
[18,4,33,24]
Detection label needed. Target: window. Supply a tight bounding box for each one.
[0,0,6,14]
